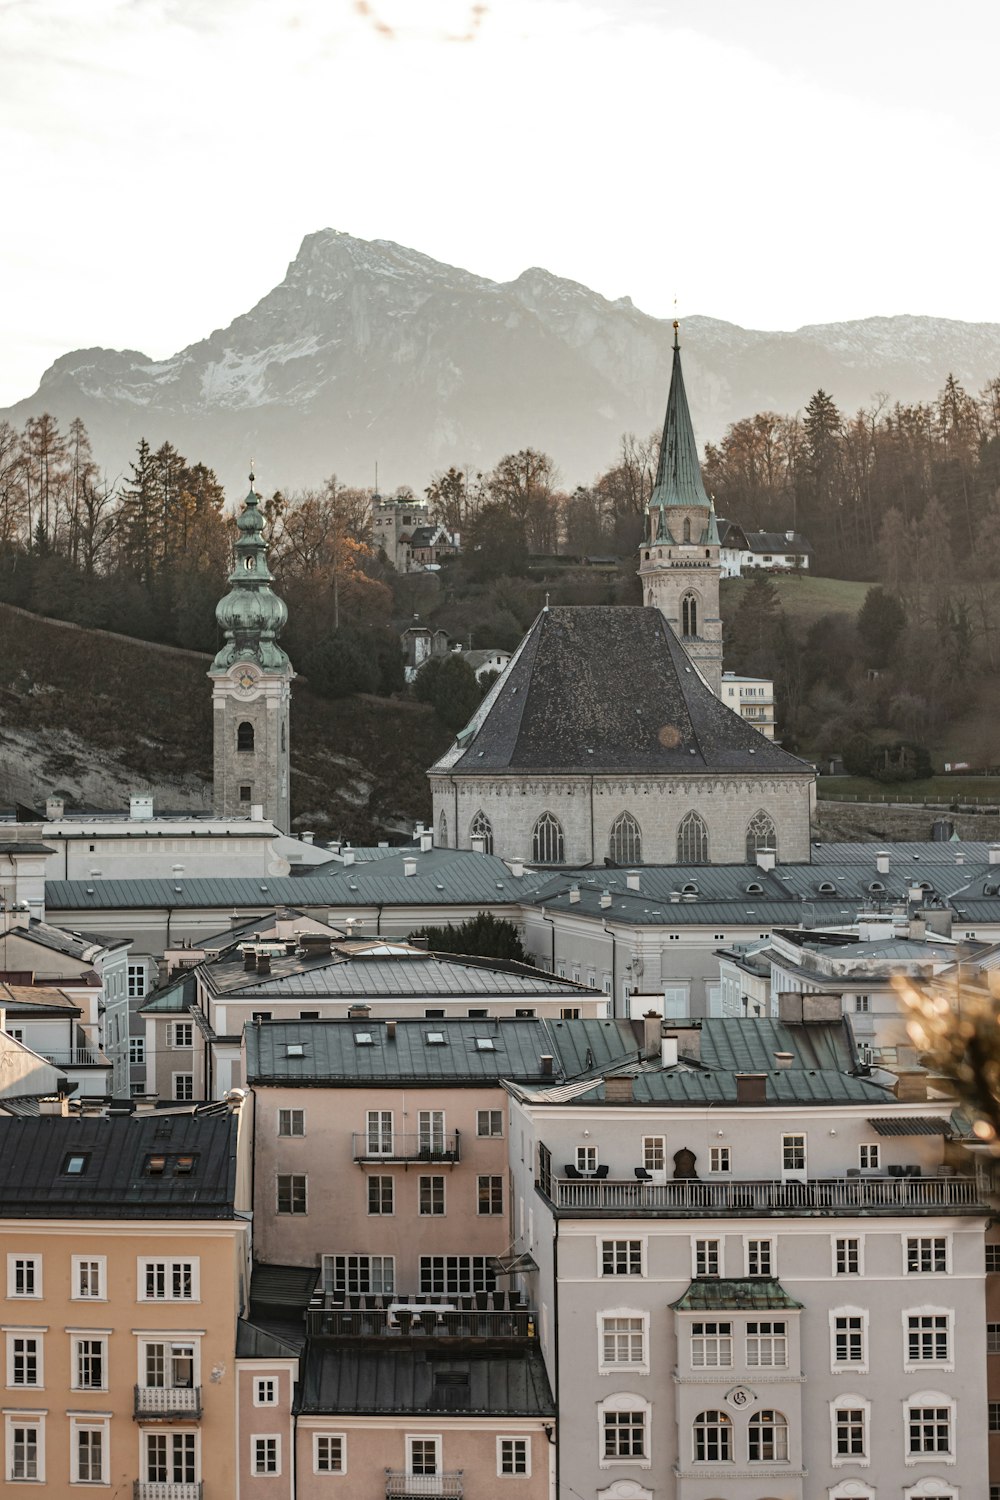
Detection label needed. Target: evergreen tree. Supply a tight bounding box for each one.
[856,586,906,668]
[411,912,528,963]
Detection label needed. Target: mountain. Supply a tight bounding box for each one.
[5,230,1000,494]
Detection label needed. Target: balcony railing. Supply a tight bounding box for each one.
[308,1304,533,1341]
[133,1484,202,1500]
[551,1174,986,1215]
[385,1472,463,1498]
[134,1385,202,1418]
[41,1047,110,1067]
[352,1132,461,1164]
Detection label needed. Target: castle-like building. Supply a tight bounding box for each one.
[429,328,815,865]
[209,477,294,831]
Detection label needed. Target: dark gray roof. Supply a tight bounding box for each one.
[140,972,197,1014]
[693,1016,855,1073]
[217,950,598,1001]
[432,606,812,778]
[0,1112,238,1218]
[539,1068,888,1107]
[0,841,55,855]
[236,1319,302,1360]
[742,530,812,554]
[297,1346,554,1417]
[868,1116,952,1137]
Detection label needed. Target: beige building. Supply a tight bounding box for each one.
[721,671,777,739]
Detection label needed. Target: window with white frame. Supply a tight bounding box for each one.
[988,1322,1000,1353]
[855,994,870,1012]
[832,1399,868,1462]
[600,1398,649,1464]
[172,1073,194,1102]
[252,1435,280,1475]
[144,1431,197,1484]
[693,1409,732,1463]
[859,1143,880,1169]
[7,1254,41,1298]
[406,1436,441,1476]
[709,1145,731,1172]
[5,1415,44,1482]
[906,1236,948,1274]
[128,962,148,998]
[368,1175,394,1216]
[278,1108,304,1137]
[253,1376,277,1405]
[694,1238,720,1277]
[748,1408,788,1462]
[576,1144,598,1174]
[599,1312,647,1371]
[129,1036,146,1065]
[277,1174,307,1214]
[905,1311,952,1367]
[746,1238,774,1276]
[988,1244,1000,1273]
[690,1321,733,1368]
[642,1136,665,1172]
[601,1239,643,1277]
[418,1256,496,1295]
[314,1433,346,1473]
[477,1175,503,1215]
[366,1110,393,1155]
[7,1332,42,1387]
[477,1110,503,1137]
[138,1257,198,1300]
[142,1340,195,1391]
[834,1236,862,1276]
[991,1402,1000,1432]
[905,1396,953,1457]
[832,1310,868,1371]
[323,1255,395,1296]
[418,1110,446,1154]
[72,1336,107,1390]
[746,1320,787,1368]
[497,1437,529,1476]
[168,1021,193,1049]
[72,1420,107,1483]
[782,1133,806,1171]
[72,1255,106,1300]
[419,1175,445,1215]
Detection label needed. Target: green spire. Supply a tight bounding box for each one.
[650,322,711,512]
[210,473,291,674]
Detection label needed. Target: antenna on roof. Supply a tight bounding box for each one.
[544,592,550,611]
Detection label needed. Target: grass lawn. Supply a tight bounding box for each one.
[817,775,1000,804]
[721,573,871,626]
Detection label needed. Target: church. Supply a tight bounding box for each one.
[429,326,815,865]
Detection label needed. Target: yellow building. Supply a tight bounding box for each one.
[1,1104,250,1496]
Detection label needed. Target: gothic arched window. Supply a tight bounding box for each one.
[469,809,494,855]
[677,810,708,864]
[438,810,448,849]
[746,809,777,862]
[681,593,698,638]
[609,812,641,865]
[683,517,691,543]
[532,811,564,864]
[237,721,255,752]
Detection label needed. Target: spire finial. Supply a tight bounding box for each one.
[249,459,256,491]
[544,592,550,611]
[673,318,680,350]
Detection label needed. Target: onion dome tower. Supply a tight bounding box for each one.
[638,322,723,692]
[208,473,294,831]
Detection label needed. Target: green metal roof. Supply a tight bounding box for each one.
[649,328,711,514]
[557,1068,888,1107]
[693,1016,855,1073]
[671,1277,804,1312]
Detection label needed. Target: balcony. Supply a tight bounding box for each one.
[550,1174,986,1216]
[134,1385,202,1419]
[133,1484,202,1500]
[41,1047,110,1067]
[308,1292,533,1342]
[352,1132,461,1164]
[385,1472,463,1498]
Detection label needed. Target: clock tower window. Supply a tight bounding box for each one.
[237,722,255,752]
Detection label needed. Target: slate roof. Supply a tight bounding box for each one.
[0,984,80,1015]
[0,1112,238,1218]
[297,1346,555,1417]
[432,606,812,777]
[236,1319,302,1360]
[671,1277,804,1312]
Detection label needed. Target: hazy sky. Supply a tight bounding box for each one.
[2,0,998,405]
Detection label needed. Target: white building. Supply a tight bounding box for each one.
[721,671,777,739]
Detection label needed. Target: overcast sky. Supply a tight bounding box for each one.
[2,0,998,405]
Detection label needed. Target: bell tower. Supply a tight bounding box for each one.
[209,473,294,831]
[638,322,723,693]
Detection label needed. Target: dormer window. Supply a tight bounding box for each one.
[355,1032,374,1045]
[63,1153,89,1176]
[426,1032,447,1046]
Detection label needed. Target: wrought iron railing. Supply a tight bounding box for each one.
[351,1132,461,1163]
[308,1305,533,1340]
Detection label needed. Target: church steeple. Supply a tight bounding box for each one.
[638,325,723,693]
[209,473,294,831]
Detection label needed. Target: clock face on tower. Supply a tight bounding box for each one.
[235,669,258,694]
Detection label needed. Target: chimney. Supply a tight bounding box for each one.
[895,1070,928,1103]
[955,852,964,865]
[540,1054,554,1076]
[604,1074,635,1103]
[876,851,890,875]
[626,871,640,891]
[908,883,925,906]
[415,822,425,837]
[45,796,64,820]
[510,859,525,878]
[471,836,486,855]
[342,848,356,867]
[129,795,154,820]
[347,1002,371,1020]
[773,1051,794,1069]
[251,804,264,821]
[755,848,776,872]
[569,885,580,904]
[386,1020,397,1041]
[39,1095,71,1117]
[735,1073,768,1104]
[301,831,315,845]
[244,949,257,971]
[991,845,1000,867]
[600,890,612,909]
[420,829,433,853]
[403,858,418,878]
[642,1011,663,1057]
[256,952,271,976]
[908,915,927,941]
[661,1034,678,1068]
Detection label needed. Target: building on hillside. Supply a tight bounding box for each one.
[429,604,814,866]
[460,646,512,682]
[719,518,813,576]
[0,1105,251,1497]
[505,1013,991,1499]
[721,670,776,739]
[209,474,294,832]
[638,322,724,693]
[372,495,433,571]
[408,521,459,569]
[400,619,452,681]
